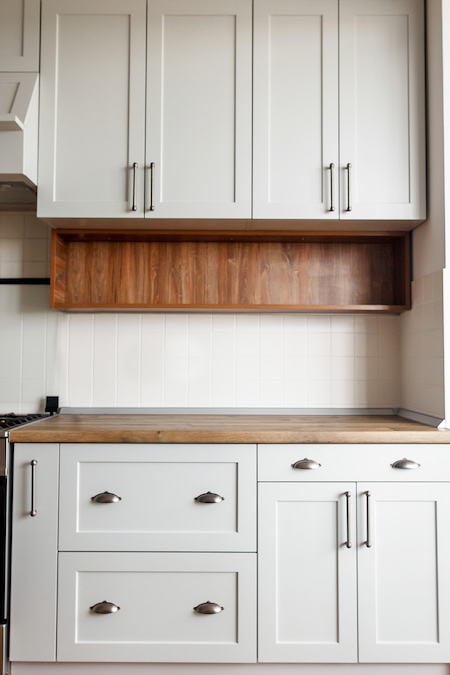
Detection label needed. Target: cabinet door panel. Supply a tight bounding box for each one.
[253,0,339,219]
[339,0,426,220]
[57,552,256,662]
[0,0,40,71]
[146,0,252,218]
[9,444,59,662]
[38,0,146,218]
[258,482,357,662]
[358,483,450,662]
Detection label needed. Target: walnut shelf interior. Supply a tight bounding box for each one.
[50,230,410,312]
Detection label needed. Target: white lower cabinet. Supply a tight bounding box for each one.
[258,445,450,664]
[57,552,256,663]
[10,441,450,667]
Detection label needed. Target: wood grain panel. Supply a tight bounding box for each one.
[50,230,410,312]
[9,414,448,444]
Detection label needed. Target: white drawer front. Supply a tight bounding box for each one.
[59,444,256,551]
[57,552,256,663]
[258,444,450,482]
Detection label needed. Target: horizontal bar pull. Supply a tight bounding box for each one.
[193,601,224,615]
[195,491,224,503]
[91,491,122,504]
[90,600,120,614]
[291,458,322,470]
[391,458,421,470]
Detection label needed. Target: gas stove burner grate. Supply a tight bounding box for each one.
[0,414,48,430]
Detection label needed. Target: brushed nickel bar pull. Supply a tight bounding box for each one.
[345,491,352,549]
[30,460,37,517]
[329,163,335,212]
[132,162,138,211]
[149,162,156,211]
[365,490,372,548]
[346,163,352,211]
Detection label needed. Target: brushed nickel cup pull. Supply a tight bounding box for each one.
[30,460,37,517]
[346,162,352,211]
[391,458,421,470]
[91,491,122,504]
[195,491,224,503]
[365,491,372,548]
[90,600,120,614]
[345,491,352,549]
[132,162,138,211]
[329,162,335,212]
[193,601,224,614]
[149,162,155,211]
[291,458,322,470]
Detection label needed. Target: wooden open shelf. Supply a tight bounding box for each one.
[50,230,411,313]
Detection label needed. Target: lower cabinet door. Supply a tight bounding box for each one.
[358,482,450,663]
[258,482,358,662]
[57,552,256,663]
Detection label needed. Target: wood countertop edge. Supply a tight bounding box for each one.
[9,430,450,444]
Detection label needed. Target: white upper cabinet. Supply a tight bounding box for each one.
[38,0,252,219]
[339,0,426,221]
[38,0,147,218]
[146,0,252,218]
[253,0,339,219]
[0,0,40,71]
[253,0,426,222]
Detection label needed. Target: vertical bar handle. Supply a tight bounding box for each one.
[132,162,138,212]
[345,491,352,548]
[149,162,156,211]
[329,163,335,212]
[346,163,352,211]
[365,490,372,548]
[30,460,37,517]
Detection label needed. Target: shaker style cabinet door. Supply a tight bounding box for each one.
[146,0,252,218]
[339,0,426,220]
[9,443,59,662]
[358,483,450,663]
[258,482,358,662]
[38,0,147,218]
[253,0,339,219]
[0,0,40,71]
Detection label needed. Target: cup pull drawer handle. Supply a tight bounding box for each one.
[291,458,322,470]
[391,458,421,470]
[193,601,224,614]
[90,601,120,614]
[194,491,224,503]
[91,491,122,503]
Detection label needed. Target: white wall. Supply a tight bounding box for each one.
[0,213,403,414]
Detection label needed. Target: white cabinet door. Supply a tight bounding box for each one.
[9,444,59,662]
[253,0,339,219]
[258,482,357,662]
[0,0,40,71]
[59,443,256,552]
[38,0,147,218]
[339,0,426,220]
[57,552,256,663]
[146,0,252,218]
[358,483,450,663]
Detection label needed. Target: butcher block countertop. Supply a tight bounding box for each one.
[8,414,450,444]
